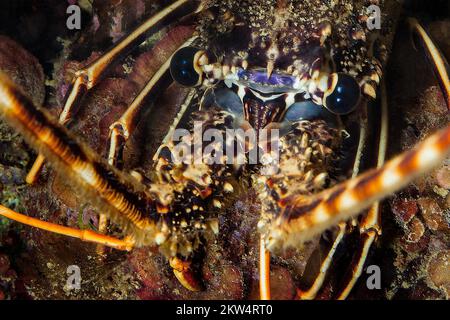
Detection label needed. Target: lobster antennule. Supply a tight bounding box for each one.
[265,123,450,251]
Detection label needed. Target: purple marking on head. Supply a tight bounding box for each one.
[238,69,295,87]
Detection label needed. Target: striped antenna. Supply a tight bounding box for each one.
[266,124,450,250]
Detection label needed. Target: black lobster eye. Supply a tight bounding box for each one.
[170,47,203,87]
[324,73,361,115]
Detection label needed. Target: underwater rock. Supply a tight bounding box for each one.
[392,199,418,226]
[427,250,450,298]
[405,217,426,244]
[0,254,10,275]
[418,198,449,233]
[0,35,45,106]
[436,165,450,190]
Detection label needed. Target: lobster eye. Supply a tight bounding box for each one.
[324,73,360,115]
[170,47,204,87]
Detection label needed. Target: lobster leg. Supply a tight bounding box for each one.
[107,36,198,168]
[26,0,204,184]
[96,35,198,255]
